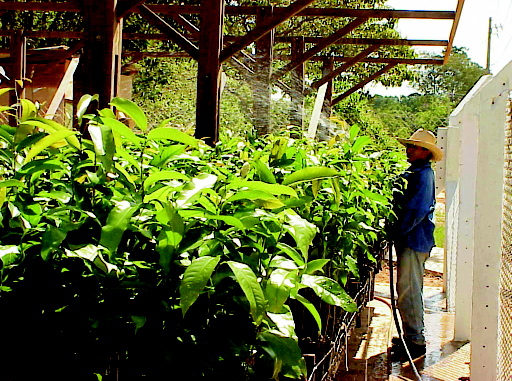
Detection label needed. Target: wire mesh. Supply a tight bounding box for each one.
[498,92,512,380]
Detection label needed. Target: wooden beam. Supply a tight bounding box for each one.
[220,0,316,63]
[195,0,224,145]
[444,0,465,64]
[252,7,274,136]
[322,57,334,118]
[0,1,80,12]
[169,13,200,40]
[311,44,380,89]
[117,0,147,19]
[289,37,305,131]
[331,63,397,106]
[121,51,444,66]
[9,30,26,123]
[272,17,367,81]
[276,37,448,46]
[131,5,455,20]
[45,57,79,120]
[75,0,121,119]
[139,4,199,60]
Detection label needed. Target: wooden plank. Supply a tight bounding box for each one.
[331,63,397,106]
[133,5,455,20]
[139,4,199,60]
[312,44,380,89]
[121,50,444,66]
[74,0,121,120]
[45,57,79,120]
[0,1,80,12]
[322,57,334,118]
[252,6,274,136]
[289,37,305,130]
[169,13,199,40]
[9,30,26,123]
[276,37,448,46]
[272,18,367,81]
[116,0,147,19]
[220,0,315,63]
[195,0,224,145]
[444,0,465,64]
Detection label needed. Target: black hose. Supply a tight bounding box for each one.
[388,242,423,381]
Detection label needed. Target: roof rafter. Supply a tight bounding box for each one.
[220,0,316,63]
[332,63,397,105]
[311,44,380,90]
[272,17,367,81]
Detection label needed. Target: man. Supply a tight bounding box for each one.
[390,128,443,361]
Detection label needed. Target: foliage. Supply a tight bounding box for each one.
[0,93,401,379]
[370,93,454,139]
[412,47,488,103]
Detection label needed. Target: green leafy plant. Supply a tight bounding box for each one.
[0,93,402,380]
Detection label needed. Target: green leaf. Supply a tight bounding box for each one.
[270,256,299,270]
[291,293,322,332]
[252,160,276,184]
[300,274,357,312]
[147,127,199,148]
[349,124,360,140]
[258,332,307,379]
[0,88,13,98]
[282,166,339,186]
[283,211,317,261]
[351,135,372,153]
[226,190,280,203]
[180,255,221,316]
[276,243,305,267]
[360,189,389,204]
[144,170,189,190]
[206,215,245,230]
[23,130,76,163]
[266,269,298,313]
[227,261,266,325]
[18,159,63,177]
[100,117,142,146]
[76,94,99,125]
[0,126,13,144]
[176,173,217,208]
[131,315,146,334]
[110,97,147,132]
[267,306,296,338]
[229,180,298,198]
[99,201,140,254]
[41,226,67,261]
[28,117,81,149]
[305,259,330,274]
[0,245,20,267]
[0,180,25,188]
[20,99,37,122]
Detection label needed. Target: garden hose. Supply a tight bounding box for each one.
[387,242,423,381]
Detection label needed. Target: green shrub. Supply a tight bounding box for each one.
[0,91,402,380]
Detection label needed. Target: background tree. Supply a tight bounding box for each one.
[412,47,488,103]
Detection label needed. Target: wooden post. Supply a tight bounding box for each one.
[252,6,274,136]
[9,30,26,123]
[322,57,334,120]
[75,0,122,131]
[195,0,224,146]
[289,37,305,132]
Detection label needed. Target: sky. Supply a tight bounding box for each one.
[367,0,512,96]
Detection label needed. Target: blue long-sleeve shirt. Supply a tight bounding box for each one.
[393,160,436,253]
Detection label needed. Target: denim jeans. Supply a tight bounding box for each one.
[396,246,430,346]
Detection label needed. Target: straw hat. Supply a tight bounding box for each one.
[397,129,443,162]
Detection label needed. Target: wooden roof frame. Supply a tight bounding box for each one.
[0,0,465,144]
